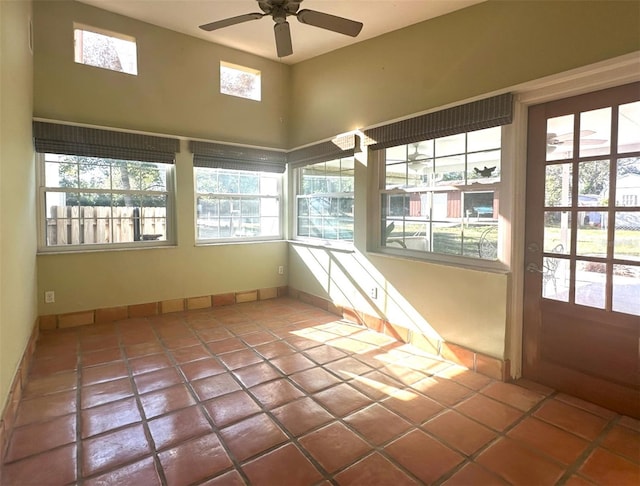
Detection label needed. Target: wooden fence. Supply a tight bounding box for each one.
[47,206,166,245]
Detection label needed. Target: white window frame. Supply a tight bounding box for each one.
[220,61,261,101]
[73,23,138,75]
[37,153,176,252]
[194,167,282,244]
[372,124,514,270]
[294,157,355,246]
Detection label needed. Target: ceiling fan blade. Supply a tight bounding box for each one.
[199,12,264,32]
[296,9,363,37]
[274,21,293,57]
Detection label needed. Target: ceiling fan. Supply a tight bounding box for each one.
[547,130,607,153]
[198,0,364,58]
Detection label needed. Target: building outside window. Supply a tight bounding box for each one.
[380,126,502,260]
[195,167,281,241]
[296,157,355,242]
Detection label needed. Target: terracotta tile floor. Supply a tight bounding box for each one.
[2,298,639,485]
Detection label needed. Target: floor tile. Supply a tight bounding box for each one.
[169,344,211,364]
[381,391,444,425]
[14,389,77,427]
[240,330,277,346]
[2,444,77,486]
[206,337,248,355]
[242,443,323,486]
[81,396,142,438]
[233,361,282,388]
[139,384,197,419]
[476,437,566,485]
[84,456,162,486]
[5,413,76,462]
[442,462,508,486]
[290,366,342,393]
[334,452,420,485]
[600,424,640,461]
[158,432,233,486]
[481,381,546,411]
[133,366,183,394]
[299,421,371,473]
[29,354,78,376]
[179,357,226,381]
[82,423,151,476]
[200,470,246,486]
[271,397,335,436]
[82,347,123,367]
[3,298,632,486]
[148,405,212,450]
[21,371,77,399]
[344,404,412,446]
[384,429,464,484]
[81,377,134,409]
[124,341,164,359]
[81,361,129,386]
[579,447,640,485]
[455,394,524,432]
[313,383,372,417]
[533,399,609,440]
[129,353,173,375]
[219,413,288,462]
[203,390,262,427]
[253,340,296,359]
[303,345,348,364]
[507,416,589,465]
[345,370,405,400]
[249,378,305,409]
[422,409,497,456]
[324,356,374,379]
[271,352,317,375]
[217,348,264,370]
[411,376,475,407]
[191,373,242,401]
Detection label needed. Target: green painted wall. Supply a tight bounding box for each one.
[33,0,291,148]
[289,0,640,146]
[286,0,639,359]
[33,1,290,317]
[0,0,37,411]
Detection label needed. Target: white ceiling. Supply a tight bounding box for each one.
[78,0,485,64]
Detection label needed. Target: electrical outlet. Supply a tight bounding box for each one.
[278,265,284,275]
[370,287,377,299]
[45,291,55,304]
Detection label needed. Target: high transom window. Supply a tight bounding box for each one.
[74,24,137,75]
[220,61,261,101]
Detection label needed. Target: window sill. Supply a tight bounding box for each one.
[370,247,510,274]
[288,239,355,253]
[37,243,177,255]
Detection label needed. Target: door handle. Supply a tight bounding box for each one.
[526,262,544,273]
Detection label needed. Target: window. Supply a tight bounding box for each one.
[380,126,502,260]
[220,61,261,101]
[296,157,355,242]
[40,154,173,248]
[195,167,281,241]
[74,24,137,75]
